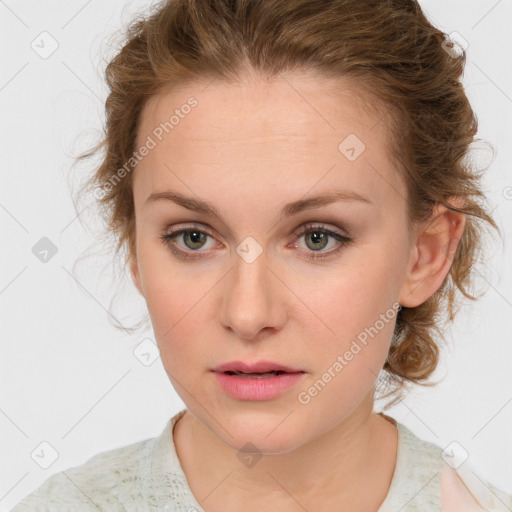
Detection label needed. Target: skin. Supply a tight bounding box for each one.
[129,69,466,511]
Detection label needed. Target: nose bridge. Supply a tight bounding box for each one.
[219,242,285,339]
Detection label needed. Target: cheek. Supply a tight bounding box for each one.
[302,260,399,366]
[301,276,397,414]
[144,282,208,385]
[309,260,396,322]
[144,275,205,346]
[137,255,215,372]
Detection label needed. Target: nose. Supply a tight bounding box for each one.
[218,247,288,341]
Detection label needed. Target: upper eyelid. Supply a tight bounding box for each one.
[165,220,348,238]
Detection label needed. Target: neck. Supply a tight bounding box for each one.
[173,396,397,511]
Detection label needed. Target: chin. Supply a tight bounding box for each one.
[217,419,306,455]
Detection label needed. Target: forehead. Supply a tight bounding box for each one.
[133,72,405,213]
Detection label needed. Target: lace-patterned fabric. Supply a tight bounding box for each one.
[11,409,512,511]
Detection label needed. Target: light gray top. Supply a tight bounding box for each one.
[10,409,512,511]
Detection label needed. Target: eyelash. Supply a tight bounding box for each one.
[159,223,354,261]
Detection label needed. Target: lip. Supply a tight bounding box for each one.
[212,360,304,374]
[213,371,306,401]
[211,360,306,401]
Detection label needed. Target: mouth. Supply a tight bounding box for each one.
[222,370,298,378]
[212,365,306,401]
[212,360,305,375]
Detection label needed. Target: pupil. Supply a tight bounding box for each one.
[307,231,327,250]
[186,231,206,249]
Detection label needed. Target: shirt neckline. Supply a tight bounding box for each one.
[150,409,408,511]
[375,411,406,511]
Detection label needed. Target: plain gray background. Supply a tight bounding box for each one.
[1,0,511,509]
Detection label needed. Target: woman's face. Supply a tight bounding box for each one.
[130,72,417,453]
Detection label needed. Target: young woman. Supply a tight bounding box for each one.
[12,0,511,510]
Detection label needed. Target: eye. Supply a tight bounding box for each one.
[159,224,218,260]
[159,222,354,261]
[292,223,354,260]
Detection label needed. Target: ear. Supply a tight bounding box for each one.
[399,198,466,308]
[130,256,144,297]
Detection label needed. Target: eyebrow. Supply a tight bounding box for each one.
[143,188,373,221]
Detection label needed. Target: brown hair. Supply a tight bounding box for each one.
[72,0,500,408]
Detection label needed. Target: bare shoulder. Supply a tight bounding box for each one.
[441,460,512,512]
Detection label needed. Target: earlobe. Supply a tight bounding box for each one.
[399,199,466,308]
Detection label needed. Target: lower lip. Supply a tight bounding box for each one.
[213,371,306,401]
